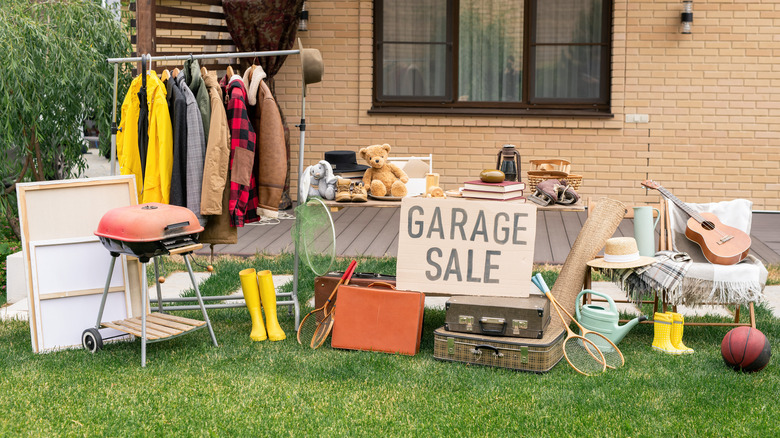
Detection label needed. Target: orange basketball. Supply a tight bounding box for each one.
[721,327,771,372]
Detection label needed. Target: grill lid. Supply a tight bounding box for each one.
[95,203,204,243]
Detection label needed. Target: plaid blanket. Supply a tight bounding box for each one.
[604,251,692,304]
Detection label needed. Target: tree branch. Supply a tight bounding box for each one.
[3,154,31,195]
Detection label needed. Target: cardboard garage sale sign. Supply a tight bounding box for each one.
[397,198,536,297]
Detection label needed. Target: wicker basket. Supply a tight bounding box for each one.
[529,159,571,174]
[528,173,583,192]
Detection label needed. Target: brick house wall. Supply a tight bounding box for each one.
[263,0,780,210]
[143,0,779,210]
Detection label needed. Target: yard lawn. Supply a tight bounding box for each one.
[1,255,777,436]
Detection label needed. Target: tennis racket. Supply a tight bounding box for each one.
[297,260,357,346]
[532,274,606,376]
[310,261,357,349]
[533,273,625,369]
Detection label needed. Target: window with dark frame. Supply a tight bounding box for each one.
[373,0,612,116]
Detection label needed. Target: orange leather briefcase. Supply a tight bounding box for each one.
[331,282,425,356]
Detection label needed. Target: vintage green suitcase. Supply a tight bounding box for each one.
[444,295,551,339]
[433,326,565,373]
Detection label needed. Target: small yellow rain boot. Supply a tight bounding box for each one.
[669,312,694,354]
[239,268,267,341]
[257,270,286,341]
[651,312,680,354]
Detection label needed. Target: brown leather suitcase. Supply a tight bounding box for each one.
[433,326,565,373]
[314,272,396,313]
[331,282,424,356]
[444,295,551,339]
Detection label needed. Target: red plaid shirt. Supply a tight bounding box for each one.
[224,77,258,227]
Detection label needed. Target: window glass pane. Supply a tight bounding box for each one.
[382,0,447,42]
[382,43,447,97]
[536,0,603,44]
[458,0,523,102]
[534,46,601,99]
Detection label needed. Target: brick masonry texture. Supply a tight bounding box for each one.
[154,0,780,210]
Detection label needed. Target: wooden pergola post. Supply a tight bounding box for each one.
[135,0,156,58]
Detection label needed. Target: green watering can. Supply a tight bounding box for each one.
[575,290,647,347]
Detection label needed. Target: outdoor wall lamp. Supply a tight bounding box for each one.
[298,1,309,32]
[681,0,693,34]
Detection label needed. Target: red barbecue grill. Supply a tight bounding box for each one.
[83,203,218,367]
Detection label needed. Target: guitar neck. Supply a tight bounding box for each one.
[654,186,706,223]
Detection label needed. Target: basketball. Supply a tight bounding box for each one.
[721,327,771,372]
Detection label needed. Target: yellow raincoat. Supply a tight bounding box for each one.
[117,73,173,203]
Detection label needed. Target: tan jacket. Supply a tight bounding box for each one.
[198,68,237,245]
[245,65,287,218]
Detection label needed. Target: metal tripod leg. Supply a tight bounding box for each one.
[184,254,218,346]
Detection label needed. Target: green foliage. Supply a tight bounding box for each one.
[0,0,131,234]
[0,215,22,305]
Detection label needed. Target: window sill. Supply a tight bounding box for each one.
[368,106,614,118]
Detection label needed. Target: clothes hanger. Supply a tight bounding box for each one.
[161,69,170,82]
[226,65,234,78]
[172,67,180,78]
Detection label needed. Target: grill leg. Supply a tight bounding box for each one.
[141,261,148,367]
[153,257,165,314]
[95,255,118,329]
[184,254,218,347]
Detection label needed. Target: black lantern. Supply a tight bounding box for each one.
[496,144,522,182]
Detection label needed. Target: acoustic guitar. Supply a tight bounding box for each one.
[641,180,751,265]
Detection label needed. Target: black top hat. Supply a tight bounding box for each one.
[324,150,369,174]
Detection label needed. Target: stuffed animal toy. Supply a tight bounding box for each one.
[359,143,409,197]
[299,160,337,203]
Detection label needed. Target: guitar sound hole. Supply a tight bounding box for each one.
[701,220,715,231]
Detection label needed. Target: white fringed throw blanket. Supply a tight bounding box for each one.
[604,199,767,306]
[605,251,765,306]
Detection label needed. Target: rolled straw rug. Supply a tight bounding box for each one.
[550,197,626,327]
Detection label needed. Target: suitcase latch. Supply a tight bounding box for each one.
[520,346,529,363]
[512,319,528,334]
[447,337,455,355]
[459,315,474,331]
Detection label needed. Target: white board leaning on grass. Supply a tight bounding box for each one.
[29,237,132,353]
[397,197,537,297]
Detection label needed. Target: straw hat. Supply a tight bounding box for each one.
[298,38,324,85]
[586,237,657,269]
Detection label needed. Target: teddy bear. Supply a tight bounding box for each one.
[359,143,409,197]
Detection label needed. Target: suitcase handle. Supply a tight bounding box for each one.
[367,282,396,290]
[471,345,504,358]
[478,317,506,334]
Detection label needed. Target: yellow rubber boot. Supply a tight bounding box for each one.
[257,270,286,341]
[239,268,267,341]
[651,312,679,354]
[669,312,694,354]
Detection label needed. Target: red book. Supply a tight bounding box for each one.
[463,179,525,193]
[461,189,526,201]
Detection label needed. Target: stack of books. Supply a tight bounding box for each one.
[460,180,526,202]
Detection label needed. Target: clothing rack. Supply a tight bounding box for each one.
[106,49,304,329]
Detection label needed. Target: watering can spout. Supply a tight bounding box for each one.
[611,314,648,344]
[575,290,647,345]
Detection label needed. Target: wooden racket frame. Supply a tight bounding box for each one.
[533,274,606,376]
[554,292,625,369]
[311,260,357,349]
[297,260,357,345]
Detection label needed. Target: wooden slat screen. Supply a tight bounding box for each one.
[132,0,236,71]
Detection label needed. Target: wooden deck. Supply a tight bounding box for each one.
[198,208,780,265]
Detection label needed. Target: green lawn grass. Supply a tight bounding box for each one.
[1,254,778,437]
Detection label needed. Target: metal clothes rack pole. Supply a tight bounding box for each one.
[106,49,304,329]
